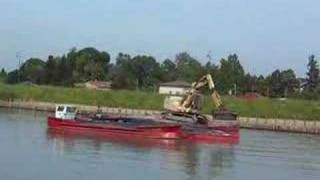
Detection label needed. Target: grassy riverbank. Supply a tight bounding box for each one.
[0,83,319,120]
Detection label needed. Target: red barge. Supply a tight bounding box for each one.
[48,105,182,139]
[47,105,239,143]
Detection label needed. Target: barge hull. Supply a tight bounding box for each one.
[48,117,182,139]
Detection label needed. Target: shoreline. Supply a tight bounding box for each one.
[1,100,320,134]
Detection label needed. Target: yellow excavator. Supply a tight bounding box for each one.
[162,74,236,124]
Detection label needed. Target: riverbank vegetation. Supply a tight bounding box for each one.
[1,47,319,100]
[0,83,319,120]
[0,47,319,120]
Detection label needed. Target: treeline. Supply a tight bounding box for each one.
[1,47,319,99]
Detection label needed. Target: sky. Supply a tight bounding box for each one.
[0,0,319,77]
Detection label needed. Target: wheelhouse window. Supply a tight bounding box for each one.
[66,107,77,113]
[57,106,64,112]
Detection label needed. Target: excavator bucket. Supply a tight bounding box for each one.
[211,91,237,121]
[211,91,222,109]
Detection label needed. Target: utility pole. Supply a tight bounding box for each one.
[206,50,213,62]
[16,51,23,82]
[231,57,237,96]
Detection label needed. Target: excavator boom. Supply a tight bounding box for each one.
[162,74,237,124]
[164,74,223,114]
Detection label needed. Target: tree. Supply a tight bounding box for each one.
[204,61,219,76]
[175,52,205,82]
[217,54,245,94]
[280,69,299,96]
[111,53,162,90]
[58,55,73,85]
[6,70,20,84]
[20,58,46,84]
[243,74,258,92]
[2,47,309,99]
[0,68,7,82]
[0,68,6,76]
[267,70,282,97]
[45,55,57,84]
[111,53,136,89]
[306,55,320,92]
[73,47,110,82]
[265,69,298,97]
[159,59,177,82]
[131,55,161,89]
[256,75,269,96]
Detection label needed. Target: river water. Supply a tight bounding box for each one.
[1,108,320,180]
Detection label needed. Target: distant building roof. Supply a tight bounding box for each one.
[297,78,308,88]
[297,78,307,83]
[238,92,261,100]
[83,80,112,90]
[160,81,191,88]
[19,81,35,86]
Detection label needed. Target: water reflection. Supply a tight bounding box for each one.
[46,128,236,179]
[4,109,320,179]
[46,128,180,152]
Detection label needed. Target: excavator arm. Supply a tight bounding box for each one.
[178,74,223,113]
